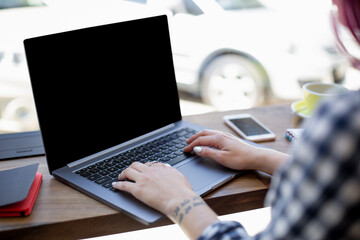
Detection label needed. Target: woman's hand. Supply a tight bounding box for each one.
[112,161,219,240]
[111,129,288,239]
[184,129,288,175]
[112,161,194,216]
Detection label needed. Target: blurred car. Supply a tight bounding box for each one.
[0,0,43,132]
[0,0,348,133]
[157,0,347,110]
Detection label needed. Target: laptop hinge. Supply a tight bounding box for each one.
[67,123,176,168]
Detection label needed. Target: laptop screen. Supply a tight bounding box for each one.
[24,15,182,173]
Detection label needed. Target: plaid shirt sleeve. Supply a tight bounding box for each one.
[198,91,360,240]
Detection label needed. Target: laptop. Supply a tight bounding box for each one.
[0,131,45,160]
[24,15,239,224]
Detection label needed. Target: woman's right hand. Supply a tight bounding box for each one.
[184,129,288,175]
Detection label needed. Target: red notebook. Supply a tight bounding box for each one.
[0,172,42,217]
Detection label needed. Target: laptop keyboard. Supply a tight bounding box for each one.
[75,127,197,191]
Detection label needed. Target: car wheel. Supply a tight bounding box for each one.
[2,97,38,131]
[201,54,266,110]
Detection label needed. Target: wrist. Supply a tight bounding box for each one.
[163,189,195,218]
[165,193,219,240]
[251,148,288,175]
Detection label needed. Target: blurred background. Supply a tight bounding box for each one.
[1,0,359,133]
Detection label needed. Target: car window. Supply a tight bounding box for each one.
[0,0,44,9]
[182,0,203,15]
[216,0,263,10]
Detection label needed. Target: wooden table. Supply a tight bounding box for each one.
[0,103,301,240]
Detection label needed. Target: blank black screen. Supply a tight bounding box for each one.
[24,15,182,173]
[230,118,269,136]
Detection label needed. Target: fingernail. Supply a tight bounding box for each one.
[112,182,117,186]
[193,146,202,153]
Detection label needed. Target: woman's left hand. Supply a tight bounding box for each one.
[112,161,195,216]
[112,161,219,240]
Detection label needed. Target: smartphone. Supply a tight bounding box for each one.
[223,114,276,142]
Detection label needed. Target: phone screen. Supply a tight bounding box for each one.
[229,118,270,136]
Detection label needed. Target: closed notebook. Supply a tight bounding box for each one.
[0,172,42,217]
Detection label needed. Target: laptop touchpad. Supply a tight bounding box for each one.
[177,157,237,194]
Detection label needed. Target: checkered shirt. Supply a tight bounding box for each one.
[199,90,360,240]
